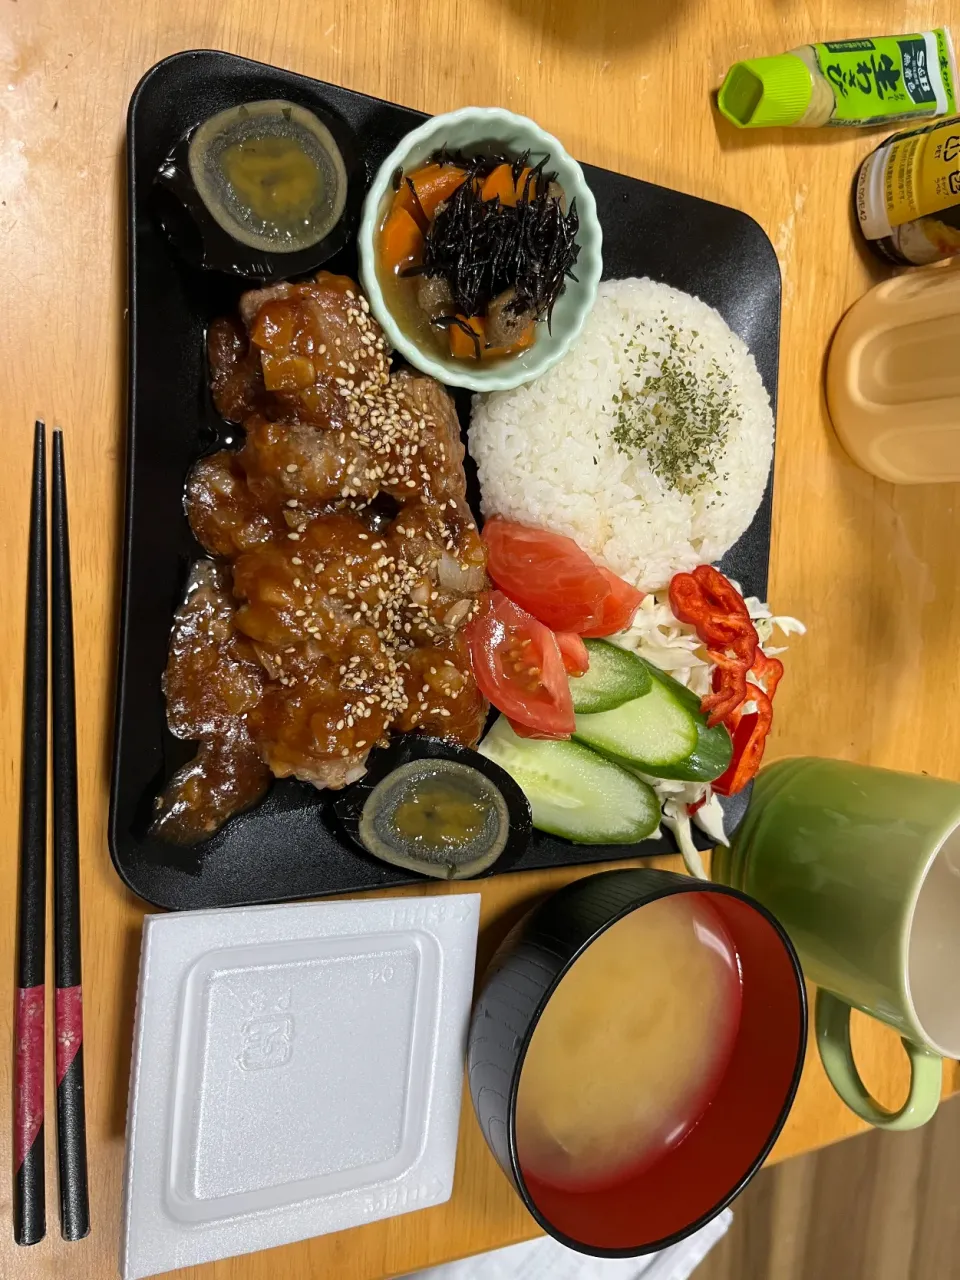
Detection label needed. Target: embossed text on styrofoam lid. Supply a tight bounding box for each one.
[120,893,481,1279]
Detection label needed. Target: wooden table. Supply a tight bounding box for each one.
[3,1,959,1276]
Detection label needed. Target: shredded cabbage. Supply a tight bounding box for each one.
[611,585,804,878]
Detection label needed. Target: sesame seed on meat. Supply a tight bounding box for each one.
[158,273,489,836]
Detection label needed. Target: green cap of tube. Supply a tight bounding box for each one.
[718,53,813,128]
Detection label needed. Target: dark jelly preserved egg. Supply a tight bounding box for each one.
[188,100,348,253]
[334,737,531,880]
[153,98,361,280]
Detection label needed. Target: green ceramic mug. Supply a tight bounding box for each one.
[713,757,960,1130]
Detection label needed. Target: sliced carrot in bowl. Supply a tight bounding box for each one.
[449,314,485,359]
[379,205,423,273]
[479,163,533,206]
[397,163,467,225]
[483,322,536,360]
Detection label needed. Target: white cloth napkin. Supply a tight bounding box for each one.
[403,1210,732,1280]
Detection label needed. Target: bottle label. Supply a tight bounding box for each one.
[857,114,960,238]
[812,30,956,125]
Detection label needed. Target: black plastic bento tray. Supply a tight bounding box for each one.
[111,50,780,911]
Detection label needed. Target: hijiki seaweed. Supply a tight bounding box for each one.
[403,149,580,331]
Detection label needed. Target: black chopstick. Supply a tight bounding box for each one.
[14,421,48,1247]
[51,430,90,1241]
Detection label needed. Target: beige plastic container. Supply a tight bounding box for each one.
[826,265,960,483]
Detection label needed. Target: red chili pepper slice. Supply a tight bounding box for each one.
[670,566,760,727]
[751,649,783,700]
[691,564,751,618]
[668,572,711,622]
[731,628,759,663]
[702,671,748,726]
[724,698,745,735]
[709,651,781,728]
[671,567,752,641]
[704,650,758,727]
[669,567,786,783]
[711,687,773,795]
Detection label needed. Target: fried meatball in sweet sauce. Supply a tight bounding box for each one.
[157,273,488,843]
[152,561,271,845]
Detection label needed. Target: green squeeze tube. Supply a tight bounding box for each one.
[718,30,957,129]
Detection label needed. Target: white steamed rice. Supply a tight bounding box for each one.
[469,278,774,591]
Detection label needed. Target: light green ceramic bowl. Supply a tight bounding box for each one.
[357,106,602,393]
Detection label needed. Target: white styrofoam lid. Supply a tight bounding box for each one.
[121,893,481,1279]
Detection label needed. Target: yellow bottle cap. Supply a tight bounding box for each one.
[718,54,814,128]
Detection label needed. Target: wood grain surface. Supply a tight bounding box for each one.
[2,2,959,1278]
[696,1095,960,1280]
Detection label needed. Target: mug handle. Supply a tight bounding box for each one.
[816,989,942,1131]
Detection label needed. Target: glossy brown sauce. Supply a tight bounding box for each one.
[155,272,488,843]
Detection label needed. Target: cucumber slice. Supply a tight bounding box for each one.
[569,639,652,713]
[573,659,733,782]
[574,678,697,770]
[642,662,733,782]
[479,718,660,845]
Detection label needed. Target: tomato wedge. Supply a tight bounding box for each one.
[481,518,610,632]
[555,631,589,675]
[507,717,565,740]
[579,568,645,637]
[464,591,575,737]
